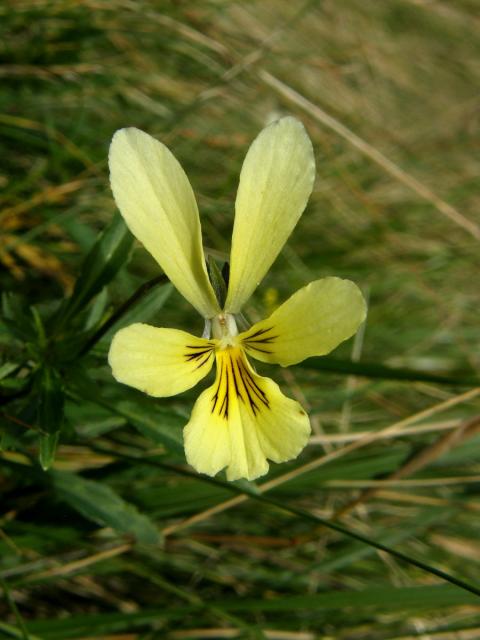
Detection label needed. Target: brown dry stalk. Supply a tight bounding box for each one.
[0,179,85,224]
[334,414,480,518]
[258,70,480,241]
[168,630,314,640]
[15,392,480,581]
[163,388,480,537]
[28,543,132,582]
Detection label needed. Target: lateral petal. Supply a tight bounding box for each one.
[240,277,367,367]
[184,347,311,481]
[109,128,220,318]
[109,323,215,397]
[225,117,315,313]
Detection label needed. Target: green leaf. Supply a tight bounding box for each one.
[218,584,480,612]
[69,365,184,452]
[52,471,161,545]
[0,620,42,639]
[39,432,59,471]
[23,584,480,639]
[32,366,64,469]
[65,400,126,438]
[0,575,34,640]
[1,293,35,341]
[99,394,184,454]
[100,282,173,341]
[83,287,109,331]
[53,213,133,332]
[77,280,173,358]
[35,367,64,436]
[0,362,19,381]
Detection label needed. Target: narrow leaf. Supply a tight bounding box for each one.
[53,213,133,331]
[99,395,184,454]
[36,366,64,437]
[303,356,480,386]
[39,431,59,471]
[52,471,161,545]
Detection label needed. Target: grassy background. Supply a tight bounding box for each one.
[1,0,480,638]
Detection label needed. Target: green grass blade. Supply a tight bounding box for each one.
[51,470,162,545]
[303,356,480,386]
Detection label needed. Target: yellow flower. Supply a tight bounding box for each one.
[108,117,366,481]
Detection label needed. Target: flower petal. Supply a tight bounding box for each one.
[184,347,310,481]
[225,117,315,313]
[240,277,367,367]
[109,128,220,318]
[109,323,215,397]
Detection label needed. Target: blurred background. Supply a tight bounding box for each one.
[1,1,480,638]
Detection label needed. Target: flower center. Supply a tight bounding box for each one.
[212,313,238,348]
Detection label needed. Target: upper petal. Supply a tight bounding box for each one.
[240,277,367,367]
[183,346,311,481]
[109,128,220,318]
[109,323,215,397]
[225,117,315,313]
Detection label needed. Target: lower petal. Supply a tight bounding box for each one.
[183,347,310,481]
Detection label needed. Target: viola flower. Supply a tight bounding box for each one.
[108,117,366,481]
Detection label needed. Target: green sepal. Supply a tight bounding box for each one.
[206,255,228,308]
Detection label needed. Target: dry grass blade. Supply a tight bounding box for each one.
[258,70,480,241]
[327,476,480,488]
[2,0,480,633]
[19,391,480,582]
[389,630,480,640]
[309,419,463,444]
[26,544,132,582]
[168,630,314,639]
[430,533,480,561]
[334,414,480,518]
[163,388,480,537]
[373,490,480,511]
